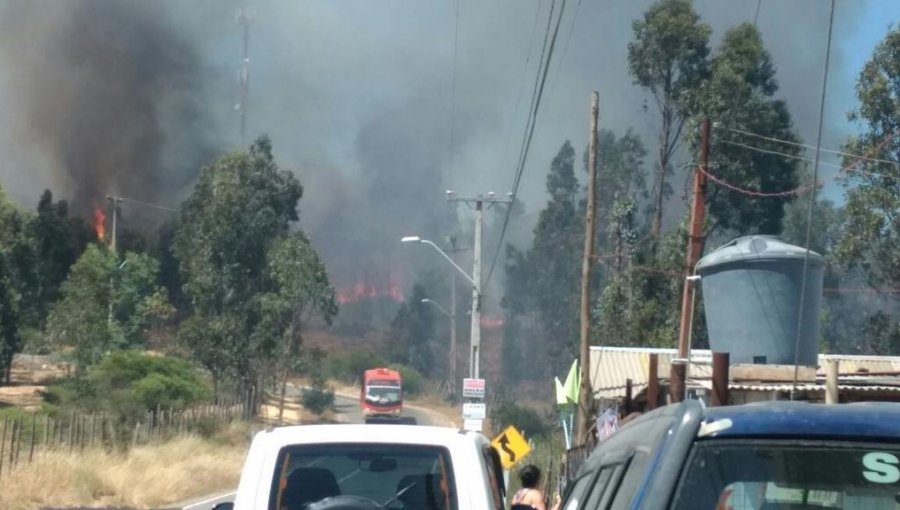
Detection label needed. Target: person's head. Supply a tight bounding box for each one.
[519,464,541,489]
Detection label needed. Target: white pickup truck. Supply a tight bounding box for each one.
[214,424,506,510]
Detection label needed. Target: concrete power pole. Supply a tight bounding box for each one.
[576,92,599,444]
[445,236,466,394]
[671,117,711,403]
[448,192,512,380]
[106,195,122,253]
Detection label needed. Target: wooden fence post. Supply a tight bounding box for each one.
[44,415,50,449]
[14,415,23,467]
[0,418,8,477]
[68,411,75,453]
[29,412,36,463]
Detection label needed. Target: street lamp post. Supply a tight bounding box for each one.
[402,236,480,380]
[422,298,455,387]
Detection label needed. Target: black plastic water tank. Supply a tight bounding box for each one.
[695,236,824,366]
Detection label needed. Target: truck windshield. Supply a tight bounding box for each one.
[671,439,900,510]
[270,443,456,510]
[366,386,401,405]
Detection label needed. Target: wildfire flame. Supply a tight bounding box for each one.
[337,282,404,305]
[93,204,106,242]
[480,315,505,329]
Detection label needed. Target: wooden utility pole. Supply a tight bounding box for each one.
[671,117,710,403]
[576,92,599,444]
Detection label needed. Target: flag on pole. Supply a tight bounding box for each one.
[562,359,579,405]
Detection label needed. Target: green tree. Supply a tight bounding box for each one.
[694,23,801,236]
[387,284,435,376]
[45,245,168,372]
[45,244,116,371]
[30,190,92,323]
[837,27,900,289]
[174,136,306,389]
[259,232,337,418]
[0,192,36,382]
[628,0,711,237]
[833,27,900,354]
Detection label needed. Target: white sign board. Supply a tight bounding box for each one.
[462,378,486,399]
[463,403,487,420]
[463,419,483,432]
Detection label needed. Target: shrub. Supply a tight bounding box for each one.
[388,363,424,397]
[326,348,389,383]
[89,351,210,412]
[301,387,335,416]
[490,400,549,439]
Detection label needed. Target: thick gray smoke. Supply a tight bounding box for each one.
[0,0,878,296]
[0,1,226,215]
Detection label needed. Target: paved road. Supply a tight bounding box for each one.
[176,389,453,510]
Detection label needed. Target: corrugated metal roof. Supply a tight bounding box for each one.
[590,346,900,399]
[589,346,712,399]
[696,380,900,393]
[818,354,900,375]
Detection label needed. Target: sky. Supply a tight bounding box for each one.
[0,0,898,296]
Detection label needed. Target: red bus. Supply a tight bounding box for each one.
[361,367,402,423]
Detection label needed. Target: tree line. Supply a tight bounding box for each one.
[0,138,338,410]
[495,0,900,383]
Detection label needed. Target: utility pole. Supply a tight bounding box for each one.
[105,195,122,254]
[236,8,253,147]
[447,191,512,380]
[671,117,710,403]
[576,92,599,444]
[445,236,466,394]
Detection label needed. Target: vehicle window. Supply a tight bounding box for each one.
[269,443,457,510]
[562,467,612,510]
[481,445,505,510]
[670,440,900,510]
[610,452,649,510]
[365,385,402,404]
[584,463,626,510]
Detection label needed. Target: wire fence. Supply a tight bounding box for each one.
[0,395,257,478]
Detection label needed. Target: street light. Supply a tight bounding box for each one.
[401,236,476,287]
[421,298,451,318]
[403,234,482,382]
[422,298,456,389]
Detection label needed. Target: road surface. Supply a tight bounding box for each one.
[177,388,453,510]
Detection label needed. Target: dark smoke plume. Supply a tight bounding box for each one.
[0,1,221,215]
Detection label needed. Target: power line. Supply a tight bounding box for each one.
[719,125,900,170]
[718,133,897,180]
[114,196,177,213]
[716,138,829,168]
[496,0,545,175]
[485,0,568,286]
[792,0,835,400]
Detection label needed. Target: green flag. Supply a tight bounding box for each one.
[555,377,568,406]
[562,359,579,404]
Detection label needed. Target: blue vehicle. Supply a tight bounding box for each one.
[560,400,900,510]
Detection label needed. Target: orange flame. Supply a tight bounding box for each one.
[93,204,106,242]
[480,315,505,329]
[336,282,404,305]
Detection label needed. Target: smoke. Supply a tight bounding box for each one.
[0,0,882,298]
[0,1,226,215]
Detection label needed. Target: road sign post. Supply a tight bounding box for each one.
[462,378,486,399]
[491,425,532,470]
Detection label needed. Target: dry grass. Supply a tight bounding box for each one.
[0,423,252,510]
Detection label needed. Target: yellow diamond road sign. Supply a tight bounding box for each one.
[491,425,532,469]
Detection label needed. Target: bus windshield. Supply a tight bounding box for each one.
[671,439,900,510]
[366,385,401,405]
